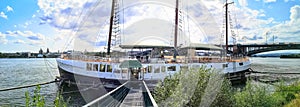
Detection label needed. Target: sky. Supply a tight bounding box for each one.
[0,0,300,53]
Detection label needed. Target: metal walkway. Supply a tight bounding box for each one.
[83,81,158,107]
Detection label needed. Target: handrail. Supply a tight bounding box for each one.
[83,81,129,107]
[143,81,158,107]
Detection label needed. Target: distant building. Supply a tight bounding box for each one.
[39,48,43,54]
[46,48,50,54]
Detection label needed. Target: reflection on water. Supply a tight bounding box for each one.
[0,57,299,106]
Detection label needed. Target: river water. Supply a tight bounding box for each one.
[0,57,299,106]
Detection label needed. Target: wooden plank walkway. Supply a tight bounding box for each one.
[120,88,144,107]
[83,81,158,107]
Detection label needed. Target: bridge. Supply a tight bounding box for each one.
[227,42,300,56]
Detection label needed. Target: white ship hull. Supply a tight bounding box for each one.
[56,58,251,89]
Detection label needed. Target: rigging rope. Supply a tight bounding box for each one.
[233,4,240,43]
[62,0,103,52]
[0,82,104,103]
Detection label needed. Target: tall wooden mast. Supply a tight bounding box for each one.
[225,0,229,54]
[107,0,116,55]
[173,0,179,59]
[225,0,234,54]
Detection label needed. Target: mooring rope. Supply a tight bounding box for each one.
[0,80,59,92]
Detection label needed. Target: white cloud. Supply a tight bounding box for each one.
[238,0,248,7]
[6,6,13,12]
[261,5,300,43]
[290,5,300,23]
[34,0,300,51]
[14,40,26,44]
[284,0,295,2]
[0,32,8,44]
[28,40,44,46]
[3,30,45,41]
[0,12,8,19]
[37,0,99,30]
[263,0,276,3]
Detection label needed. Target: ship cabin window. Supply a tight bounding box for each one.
[154,66,160,73]
[167,66,176,71]
[239,63,243,66]
[100,64,106,72]
[147,66,152,73]
[192,65,200,69]
[181,66,189,70]
[107,65,112,72]
[93,64,99,71]
[223,64,228,68]
[86,63,92,71]
[161,66,166,72]
[143,68,147,73]
[122,69,127,73]
[115,68,121,73]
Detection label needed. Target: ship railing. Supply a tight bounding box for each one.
[61,54,112,62]
[63,54,247,64]
[226,56,249,62]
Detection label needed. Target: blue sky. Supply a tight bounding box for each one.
[0,0,300,53]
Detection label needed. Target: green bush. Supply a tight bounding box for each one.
[53,92,68,107]
[275,81,300,105]
[284,93,300,107]
[25,85,68,107]
[153,67,234,107]
[25,85,45,107]
[234,81,285,107]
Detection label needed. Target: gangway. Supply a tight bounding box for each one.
[83,81,158,107]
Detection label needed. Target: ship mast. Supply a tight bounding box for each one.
[225,0,233,55]
[173,0,179,59]
[107,0,116,56]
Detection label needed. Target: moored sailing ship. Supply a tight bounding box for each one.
[56,0,251,89]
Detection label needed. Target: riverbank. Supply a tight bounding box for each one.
[0,52,60,58]
[280,54,300,58]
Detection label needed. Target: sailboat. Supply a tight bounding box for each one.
[56,0,251,89]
